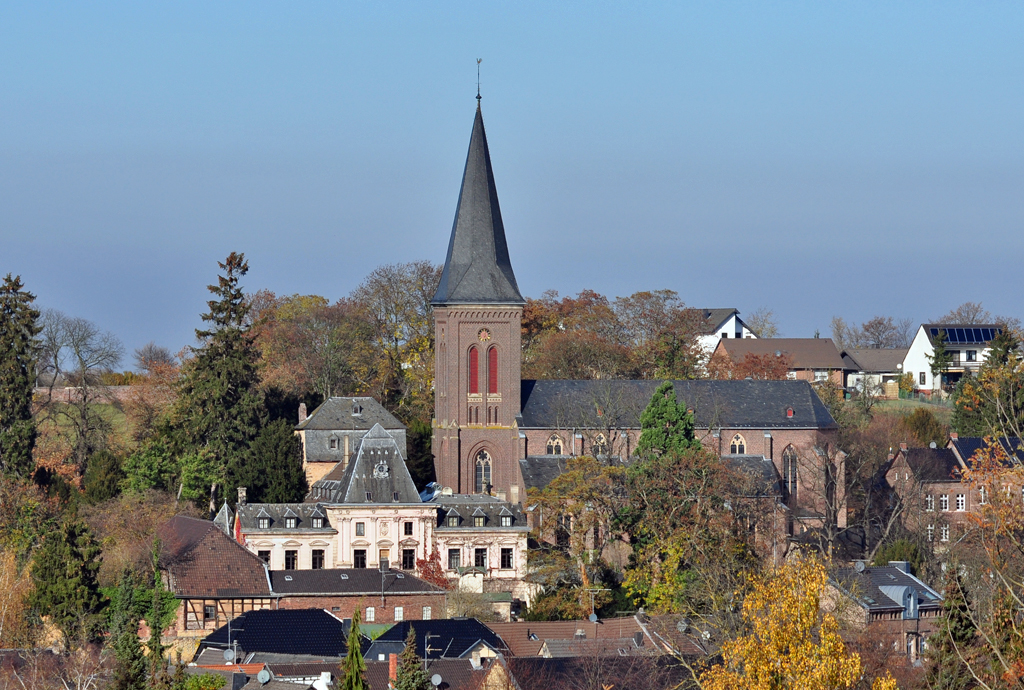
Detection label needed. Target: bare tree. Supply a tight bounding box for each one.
[934,301,1021,329]
[37,310,124,470]
[132,342,175,374]
[831,315,914,350]
[744,306,780,338]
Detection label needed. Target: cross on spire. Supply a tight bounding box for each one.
[476,58,482,102]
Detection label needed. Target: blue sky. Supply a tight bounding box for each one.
[2,2,1022,362]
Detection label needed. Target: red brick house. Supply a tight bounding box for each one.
[711,337,847,386]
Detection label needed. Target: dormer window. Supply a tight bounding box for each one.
[330,438,338,450]
[447,516,459,527]
[393,492,400,502]
[500,515,512,527]
[258,517,270,529]
[474,516,486,527]
[285,517,297,529]
[366,492,373,502]
[312,517,324,529]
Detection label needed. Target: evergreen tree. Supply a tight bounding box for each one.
[394,627,430,690]
[147,542,169,676]
[29,518,104,648]
[228,418,306,504]
[636,381,697,457]
[927,329,953,391]
[0,274,41,478]
[173,253,264,500]
[405,419,436,490]
[83,449,124,503]
[339,609,369,690]
[924,567,977,690]
[109,571,146,690]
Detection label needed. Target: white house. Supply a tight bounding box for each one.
[902,324,1005,395]
[697,308,757,356]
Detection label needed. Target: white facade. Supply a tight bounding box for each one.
[698,310,758,357]
[903,325,998,394]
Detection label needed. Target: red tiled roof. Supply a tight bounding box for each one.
[158,515,271,598]
[716,338,846,370]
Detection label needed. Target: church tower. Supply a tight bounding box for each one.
[432,103,525,502]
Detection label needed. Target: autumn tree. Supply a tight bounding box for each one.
[700,556,896,690]
[414,547,449,590]
[744,306,780,338]
[172,253,264,504]
[0,549,33,648]
[0,274,41,479]
[709,350,793,380]
[951,328,1023,438]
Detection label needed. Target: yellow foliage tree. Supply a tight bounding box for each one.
[700,556,897,690]
[0,550,33,647]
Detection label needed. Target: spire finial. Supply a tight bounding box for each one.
[476,58,482,102]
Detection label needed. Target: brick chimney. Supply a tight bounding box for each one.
[238,487,247,506]
[298,403,307,423]
[389,653,398,685]
[899,443,908,452]
[950,432,958,441]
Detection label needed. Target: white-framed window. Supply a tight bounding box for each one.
[394,607,404,622]
[258,517,270,529]
[422,606,432,620]
[813,370,829,382]
[474,516,486,527]
[940,525,950,542]
[285,517,297,529]
[447,515,459,527]
[500,515,512,527]
[927,525,934,542]
[365,607,375,622]
[956,494,966,511]
[312,517,324,529]
[940,495,949,511]
[925,495,934,511]
[966,350,977,362]
[979,487,987,505]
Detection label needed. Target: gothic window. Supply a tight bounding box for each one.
[488,347,498,394]
[593,434,608,456]
[730,434,746,454]
[475,450,492,494]
[783,446,798,498]
[469,347,480,394]
[546,435,564,455]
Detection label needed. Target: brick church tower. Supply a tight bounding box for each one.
[432,103,525,502]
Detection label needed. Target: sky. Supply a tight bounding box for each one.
[2,2,1023,366]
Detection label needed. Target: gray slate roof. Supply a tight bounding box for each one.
[432,105,524,306]
[842,348,910,373]
[305,424,421,504]
[296,397,404,431]
[519,456,571,491]
[832,565,942,614]
[518,379,837,430]
[269,568,444,596]
[701,308,739,331]
[949,436,1024,466]
[237,503,335,532]
[430,495,526,530]
[903,447,962,483]
[723,455,782,498]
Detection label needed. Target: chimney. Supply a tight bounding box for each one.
[238,487,247,506]
[950,432,958,441]
[899,443,908,452]
[889,560,910,573]
[389,653,398,684]
[298,403,307,423]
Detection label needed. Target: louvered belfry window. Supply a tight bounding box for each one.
[488,347,498,394]
[469,347,479,394]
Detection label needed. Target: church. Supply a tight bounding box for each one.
[431,101,844,535]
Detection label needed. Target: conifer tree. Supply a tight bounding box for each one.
[636,381,697,457]
[147,542,169,676]
[0,274,41,478]
[228,418,306,504]
[83,449,124,503]
[924,567,977,690]
[109,570,146,690]
[339,610,369,690]
[173,253,264,497]
[29,518,104,648]
[394,627,430,690]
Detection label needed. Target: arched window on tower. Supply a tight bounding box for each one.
[468,347,479,394]
[593,434,608,456]
[488,347,498,394]
[546,435,563,455]
[783,445,798,499]
[730,434,746,454]
[475,451,492,494]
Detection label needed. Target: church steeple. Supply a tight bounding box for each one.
[432,105,524,306]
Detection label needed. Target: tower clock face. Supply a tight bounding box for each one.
[478,328,491,342]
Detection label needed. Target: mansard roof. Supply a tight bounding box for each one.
[432,105,524,306]
[237,503,336,532]
[518,379,837,431]
[305,424,421,504]
[296,396,404,431]
[268,568,444,596]
[430,494,527,530]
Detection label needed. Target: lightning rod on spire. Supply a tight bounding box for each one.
[476,58,482,101]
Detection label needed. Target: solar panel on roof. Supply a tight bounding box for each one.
[955,328,966,343]
[982,328,992,341]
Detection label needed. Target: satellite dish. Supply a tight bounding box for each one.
[930,441,938,449]
[588,613,598,623]
[431,673,443,686]
[855,560,866,572]
[222,648,234,662]
[257,670,271,684]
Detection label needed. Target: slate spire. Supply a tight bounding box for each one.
[432,104,524,305]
